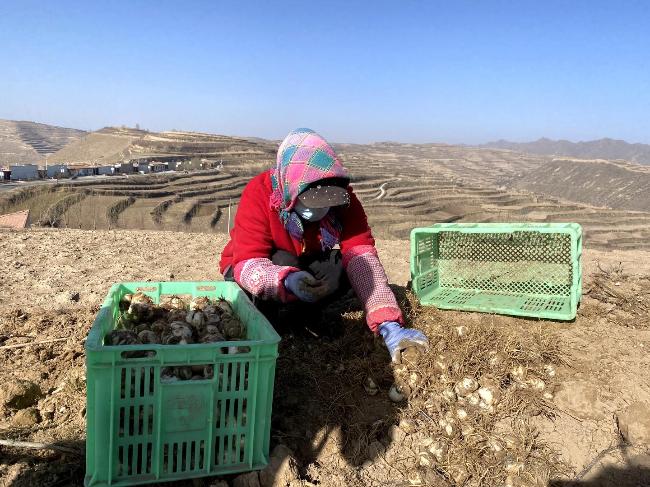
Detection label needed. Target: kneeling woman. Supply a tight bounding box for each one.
[220,128,427,362]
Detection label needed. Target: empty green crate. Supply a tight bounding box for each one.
[85,281,280,486]
[410,223,582,320]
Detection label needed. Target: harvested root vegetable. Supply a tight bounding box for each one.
[427,439,449,462]
[454,377,479,397]
[433,353,451,373]
[160,295,187,310]
[528,377,546,391]
[222,316,245,340]
[388,384,406,402]
[418,452,434,467]
[465,391,481,407]
[186,309,205,328]
[447,464,470,485]
[138,330,160,344]
[510,365,527,381]
[478,384,501,406]
[200,331,226,343]
[189,296,211,311]
[215,298,234,315]
[111,295,245,344]
[439,414,458,438]
[105,330,139,346]
[363,377,379,396]
[441,388,457,403]
[151,320,170,335]
[105,295,247,382]
[130,292,153,306]
[204,312,221,326]
[401,346,422,364]
[454,325,468,337]
[124,303,154,324]
[164,321,194,344]
[167,309,187,323]
[455,408,469,420]
[544,364,557,377]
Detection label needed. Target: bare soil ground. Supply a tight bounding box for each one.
[1,228,649,487]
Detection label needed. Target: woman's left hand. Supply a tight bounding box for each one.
[378,321,429,363]
[309,252,343,297]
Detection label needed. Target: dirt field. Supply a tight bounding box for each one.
[0,228,649,487]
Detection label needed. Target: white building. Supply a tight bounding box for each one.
[9,164,39,180]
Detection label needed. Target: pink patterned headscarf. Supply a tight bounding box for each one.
[270,128,349,249]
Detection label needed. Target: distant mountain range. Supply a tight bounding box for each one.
[482,137,650,165]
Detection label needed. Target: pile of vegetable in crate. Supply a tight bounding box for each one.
[105,292,247,381]
[85,282,279,486]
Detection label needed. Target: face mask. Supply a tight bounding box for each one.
[294,200,330,222]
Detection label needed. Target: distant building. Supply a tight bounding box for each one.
[114,162,135,174]
[1,168,11,181]
[149,161,167,173]
[9,164,39,180]
[137,162,150,174]
[69,166,98,177]
[46,164,70,178]
[97,165,114,175]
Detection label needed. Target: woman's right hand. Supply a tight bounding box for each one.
[284,271,327,302]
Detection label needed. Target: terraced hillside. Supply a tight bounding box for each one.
[510,157,650,212]
[336,143,650,250]
[0,119,86,164]
[47,126,278,167]
[2,138,649,251]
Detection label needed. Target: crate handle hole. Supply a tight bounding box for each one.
[220,346,251,355]
[136,286,157,292]
[161,364,214,382]
[197,285,216,291]
[121,350,157,359]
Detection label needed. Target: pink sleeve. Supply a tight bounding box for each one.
[234,258,299,303]
[343,245,404,333]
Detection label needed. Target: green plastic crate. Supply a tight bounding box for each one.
[85,281,280,487]
[410,223,582,320]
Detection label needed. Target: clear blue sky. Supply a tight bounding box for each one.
[1,1,649,144]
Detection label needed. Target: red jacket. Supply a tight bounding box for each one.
[219,171,403,332]
[220,171,374,272]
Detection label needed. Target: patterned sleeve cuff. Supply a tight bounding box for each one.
[234,258,299,302]
[345,246,404,333]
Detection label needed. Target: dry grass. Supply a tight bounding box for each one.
[585,262,650,329]
[270,287,569,486]
[393,297,568,486]
[38,192,87,227]
[106,196,135,228]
